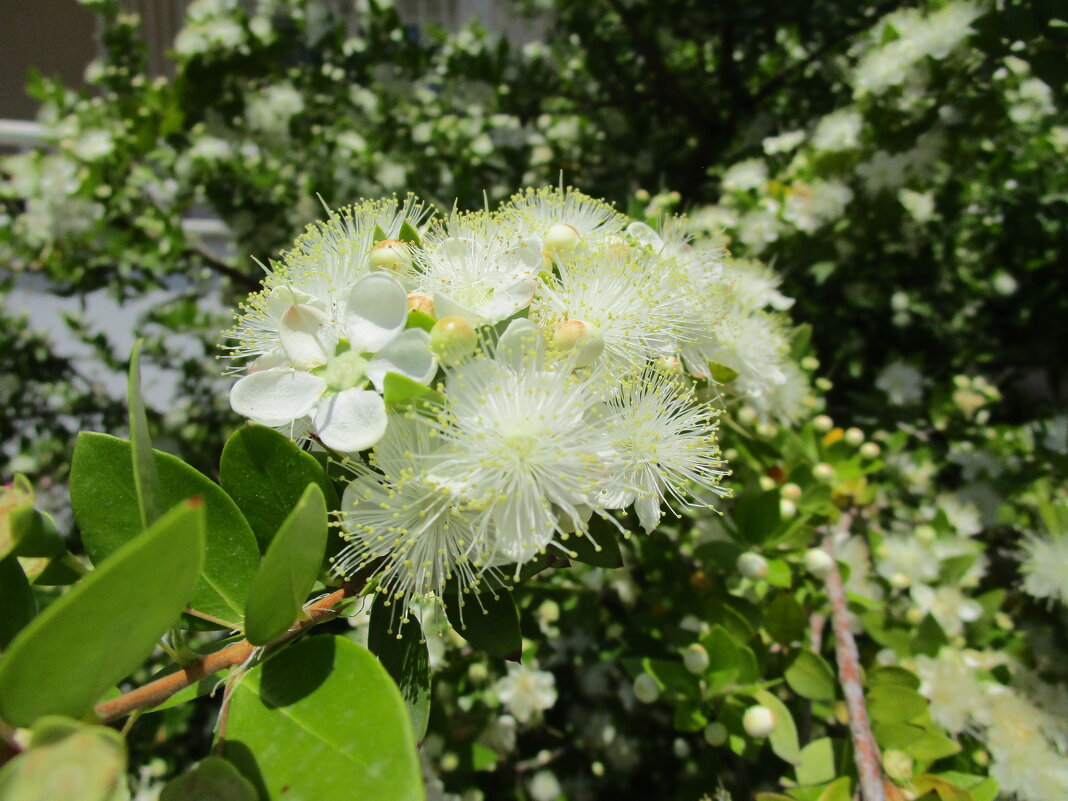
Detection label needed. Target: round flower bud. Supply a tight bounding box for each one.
[812,414,834,432]
[673,738,691,759]
[656,355,684,374]
[883,749,913,782]
[544,223,580,252]
[803,548,834,579]
[844,427,864,446]
[633,673,660,704]
[551,319,604,367]
[812,462,836,484]
[781,482,802,500]
[440,752,460,772]
[407,292,435,317]
[682,643,709,675]
[370,238,412,271]
[703,722,728,746]
[859,442,881,459]
[758,475,777,491]
[914,524,937,544]
[736,406,758,426]
[742,705,777,738]
[737,552,769,581]
[468,663,488,683]
[780,498,797,520]
[430,316,477,366]
[800,356,820,371]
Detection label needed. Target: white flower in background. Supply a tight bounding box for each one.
[599,370,727,532]
[68,129,115,162]
[835,535,884,600]
[719,259,794,312]
[910,583,982,637]
[757,362,810,424]
[875,361,923,405]
[493,664,558,723]
[811,109,863,152]
[914,2,983,60]
[875,534,939,588]
[1020,532,1068,605]
[229,272,436,451]
[915,647,989,733]
[174,0,244,56]
[937,493,982,537]
[1042,415,1068,454]
[858,151,912,194]
[762,130,806,156]
[187,134,233,162]
[898,188,936,223]
[246,83,305,139]
[735,208,781,254]
[985,689,1068,801]
[721,158,768,192]
[782,179,853,233]
[528,771,562,801]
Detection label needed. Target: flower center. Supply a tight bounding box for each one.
[321,350,369,391]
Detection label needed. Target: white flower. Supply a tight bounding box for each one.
[493,664,557,723]
[857,151,912,194]
[762,130,805,156]
[811,109,863,152]
[246,83,305,139]
[502,185,627,249]
[718,258,794,313]
[910,583,982,637]
[228,272,436,452]
[600,370,727,532]
[528,771,562,801]
[1020,532,1068,605]
[915,647,988,733]
[721,159,768,192]
[69,129,115,162]
[898,188,936,223]
[937,493,982,537]
[874,534,939,588]
[735,207,781,253]
[875,361,923,405]
[782,180,853,233]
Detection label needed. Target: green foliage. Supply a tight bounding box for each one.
[160,757,258,801]
[127,339,161,529]
[367,597,432,741]
[444,589,523,661]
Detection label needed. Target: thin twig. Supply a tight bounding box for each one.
[183,607,241,630]
[95,579,366,723]
[822,513,885,801]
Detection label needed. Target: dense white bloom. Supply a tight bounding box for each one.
[1020,532,1068,605]
[246,83,305,139]
[721,159,768,192]
[782,179,853,233]
[762,130,805,155]
[910,583,982,637]
[875,361,923,405]
[898,188,936,223]
[915,647,989,733]
[502,185,627,249]
[493,664,558,723]
[874,535,939,588]
[811,109,863,152]
[718,259,794,313]
[857,151,912,194]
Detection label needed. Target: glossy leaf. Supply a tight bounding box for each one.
[398,221,422,246]
[160,757,257,801]
[367,596,432,740]
[785,650,836,701]
[563,518,624,568]
[243,484,328,646]
[383,371,444,410]
[128,339,161,528]
[0,502,204,727]
[224,636,423,801]
[406,310,436,333]
[816,776,852,801]
[71,432,257,623]
[0,555,35,650]
[752,689,801,765]
[795,737,836,786]
[444,588,522,661]
[5,506,65,560]
[867,685,928,724]
[220,425,339,551]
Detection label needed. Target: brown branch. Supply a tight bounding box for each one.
[94,579,366,723]
[822,513,885,801]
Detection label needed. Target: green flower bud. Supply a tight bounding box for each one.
[742,705,777,738]
[803,548,834,579]
[407,292,435,317]
[782,482,802,500]
[859,441,881,459]
[844,427,864,446]
[370,238,413,271]
[737,552,769,581]
[812,462,836,484]
[780,498,797,519]
[544,223,580,252]
[682,643,709,674]
[430,316,477,366]
[703,722,728,746]
[812,414,833,432]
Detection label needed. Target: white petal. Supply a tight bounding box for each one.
[265,285,319,319]
[476,278,537,323]
[248,350,288,373]
[627,221,663,250]
[496,318,545,370]
[280,304,334,369]
[366,329,437,391]
[344,273,409,353]
[230,369,325,427]
[502,235,544,272]
[491,496,555,563]
[432,292,482,326]
[634,494,663,533]
[314,389,388,452]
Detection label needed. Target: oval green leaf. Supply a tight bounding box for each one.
[70,432,257,623]
[0,555,36,650]
[752,689,801,766]
[223,635,423,801]
[785,650,836,702]
[367,596,432,741]
[243,484,328,646]
[220,425,339,552]
[444,588,522,661]
[0,502,204,727]
[160,756,257,801]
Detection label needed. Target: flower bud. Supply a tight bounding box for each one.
[914,524,936,544]
[800,356,820,371]
[758,475,777,491]
[633,673,660,704]
[812,414,833,432]
[544,223,580,252]
[703,722,728,746]
[780,498,797,519]
[737,552,769,581]
[859,442,881,459]
[551,319,604,367]
[407,292,435,317]
[781,482,802,500]
[682,643,709,675]
[883,749,913,782]
[844,427,864,446]
[803,548,834,579]
[812,462,836,484]
[736,406,758,426]
[430,316,477,366]
[742,705,777,738]
[370,238,413,271]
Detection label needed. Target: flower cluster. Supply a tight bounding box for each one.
[224,187,809,615]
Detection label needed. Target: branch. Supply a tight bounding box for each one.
[94,579,367,723]
[822,513,885,801]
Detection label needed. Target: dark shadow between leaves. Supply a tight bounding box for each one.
[224,741,270,801]
[258,635,335,709]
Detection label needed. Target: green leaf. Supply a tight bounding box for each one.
[373,224,389,243]
[795,737,836,785]
[753,689,801,765]
[444,588,522,661]
[732,489,782,545]
[71,432,257,623]
[673,701,708,732]
[935,773,997,801]
[398,221,422,247]
[367,597,432,741]
[868,665,921,690]
[160,757,257,801]
[815,777,852,801]
[764,593,806,646]
[640,658,701,700]
[709,362,740,383]
[0,502,204,727]
[383,372,444,410]
[243,484,328,646]
[220,425,339,552]
[765,558,793,588]
[128,339,161,529]
[867,685,928,724]
[0,716,128,801]
[912,614,949,657]
[563,518,624,568]
[5,506,65,560]
[785,650,836,701]
[406,310,437,333]
[0,556,36,650]
[913,774,973,801]
[224,636,422,801]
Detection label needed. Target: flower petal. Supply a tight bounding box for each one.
[345,273,408,352]
[366,328,437,391]
[280,304,335,369]
[496,318,545,371]
[432,292,481,326]
[313,388,388,452]
[476,278,537,323]
[230,369,325,427]
[627,221,662,249]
